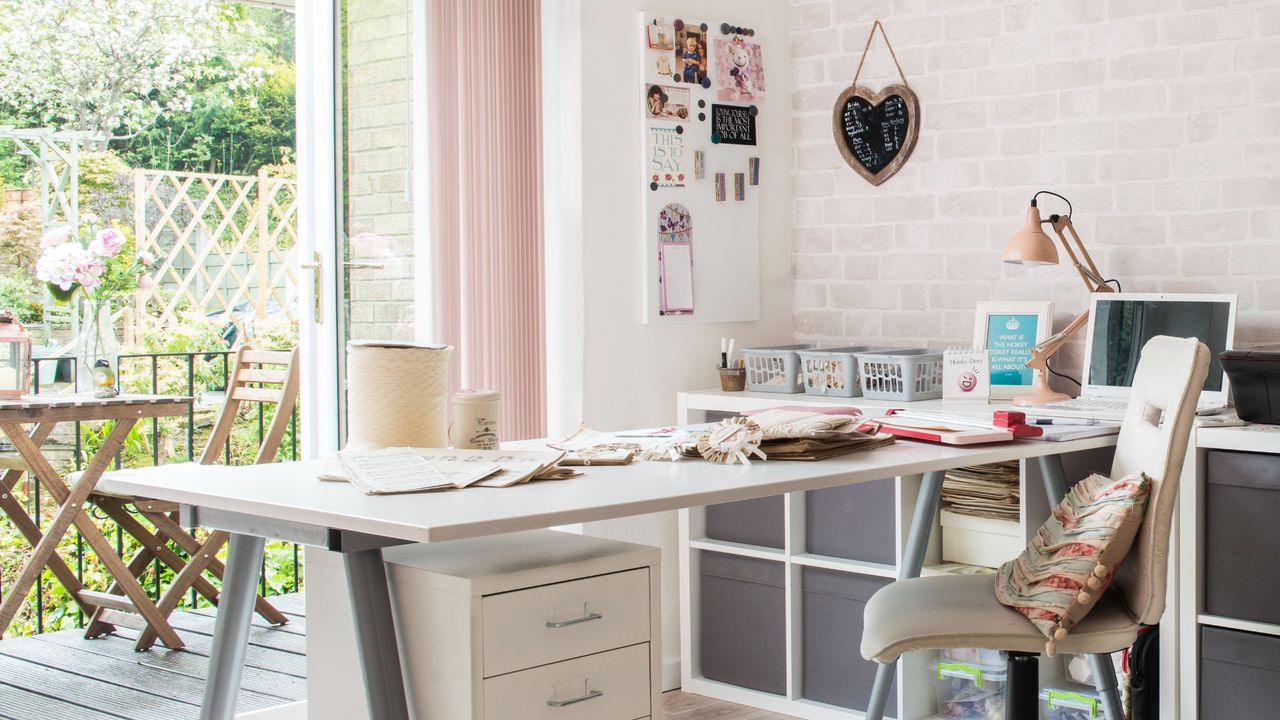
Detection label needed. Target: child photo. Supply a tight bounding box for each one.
[674,25,707,84]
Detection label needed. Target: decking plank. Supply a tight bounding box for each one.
[0,636,283,713]
[32,631,305,702]
[0,653,196,719]
[111,625,307,678]
[187,604,307,637]
[160,611,306,655]
[0,684,127,720]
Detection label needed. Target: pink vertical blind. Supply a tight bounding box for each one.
[427,0,546,439]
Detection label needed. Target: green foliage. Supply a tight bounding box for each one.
[0,273,42,324]
[0,200,40,273]
[77,151,132,221]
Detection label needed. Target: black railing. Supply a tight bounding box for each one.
[1,351,302,635]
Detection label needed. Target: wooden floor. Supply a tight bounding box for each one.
[0,592,792,720]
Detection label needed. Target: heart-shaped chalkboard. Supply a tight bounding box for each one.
[832,83,920,186]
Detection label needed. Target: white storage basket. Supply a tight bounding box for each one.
[854,348,945,401]
[798,346,879,398]
[741,344,814,394]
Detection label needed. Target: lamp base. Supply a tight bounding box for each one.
[1011,368,1073,407]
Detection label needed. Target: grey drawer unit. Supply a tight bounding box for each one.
[1199,626,1280,720]
[1205,450,1280,625]
[706,496,785,549]
[698,551,786,695]
[805,479,896,564]
[802,568,896,714]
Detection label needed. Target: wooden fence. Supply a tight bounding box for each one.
[132,169,299,333]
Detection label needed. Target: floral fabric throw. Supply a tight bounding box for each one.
[995,472,1151,655]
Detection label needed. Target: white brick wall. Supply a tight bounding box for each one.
[792,0,1280,382]
[345,0,416,342]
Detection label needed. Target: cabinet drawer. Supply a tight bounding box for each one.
[482,643,651,720]
[482,568,649,677]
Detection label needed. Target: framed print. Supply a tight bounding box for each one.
[972,301,1053,400]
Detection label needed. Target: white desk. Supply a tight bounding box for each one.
[98,431,1116,720]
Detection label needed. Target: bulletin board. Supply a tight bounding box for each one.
[641,13,764,324]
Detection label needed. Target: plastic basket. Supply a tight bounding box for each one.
[797,346,881,398]
[741,344,814,393]
[854,348,945,401]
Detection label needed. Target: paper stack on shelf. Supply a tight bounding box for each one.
[941,461,1020,520]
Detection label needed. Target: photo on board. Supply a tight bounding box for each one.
[647,22,675,50]
[713,35,765,102]
[674,24,707,85]
[645,83,691,121]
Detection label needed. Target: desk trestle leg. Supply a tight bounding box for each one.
[344,547,411,720]
[200,533,266,720]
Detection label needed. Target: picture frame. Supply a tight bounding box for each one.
[972,301,1053,400]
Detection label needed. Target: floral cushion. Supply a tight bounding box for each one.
[994,472,1151,654]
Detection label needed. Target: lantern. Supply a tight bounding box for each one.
[0,311,32,399]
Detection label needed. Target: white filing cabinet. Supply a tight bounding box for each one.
[307,529,662,720]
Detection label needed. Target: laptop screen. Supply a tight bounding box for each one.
[1087,295,1235,393]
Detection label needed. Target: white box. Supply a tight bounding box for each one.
[940,510,1023,568]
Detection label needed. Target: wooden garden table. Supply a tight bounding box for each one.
[0,394,192,648]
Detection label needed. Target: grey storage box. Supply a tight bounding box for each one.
[805,480,897,564]
[706,496,785,549]
[699,552,786,695]
[1205,450,1280,625]
[1199,626,1280,720]
[802,568,896,714]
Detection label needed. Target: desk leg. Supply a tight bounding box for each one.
[866,470,945,720]
[1037,456,1125,720]
[344,548,410,720]
[201,533,266,720]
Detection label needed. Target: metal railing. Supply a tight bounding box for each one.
[0,350,302,635]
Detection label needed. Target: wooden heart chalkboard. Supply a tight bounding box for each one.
[833,83,919,186]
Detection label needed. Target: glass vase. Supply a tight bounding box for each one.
[76,300,119,396]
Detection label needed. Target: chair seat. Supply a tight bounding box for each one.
[861,574,1140,663]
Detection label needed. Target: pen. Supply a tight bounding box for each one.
[1031,418,1098,426]
[720,338,727,369]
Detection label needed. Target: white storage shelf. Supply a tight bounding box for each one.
[678,389,1116,720]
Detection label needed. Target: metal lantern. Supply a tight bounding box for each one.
[0,310,32,399]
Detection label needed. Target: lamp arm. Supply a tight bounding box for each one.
[1062,217,1110,289]
[1026,310,1091,369]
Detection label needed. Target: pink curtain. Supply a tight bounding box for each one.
[427,0,546,440]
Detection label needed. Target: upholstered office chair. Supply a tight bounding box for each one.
[860,335,1209,720]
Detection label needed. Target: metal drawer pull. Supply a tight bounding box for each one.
[545,611,602,629]
[547,689,603,707]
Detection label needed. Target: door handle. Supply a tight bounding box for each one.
[344,261,386,270]
[300,251,322,324]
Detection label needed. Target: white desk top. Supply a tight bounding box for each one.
[97,434,1116,545]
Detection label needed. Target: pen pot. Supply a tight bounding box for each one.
[719,366,746,392]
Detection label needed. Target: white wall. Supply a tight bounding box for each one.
[544,0,794,689]
[790,0,1280,373]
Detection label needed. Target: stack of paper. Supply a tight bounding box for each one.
[320,447,567,495]
[941,461,1020,520]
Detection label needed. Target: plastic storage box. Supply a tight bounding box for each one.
[1041,686,1109,720]
[855,348,945,401]
[797,346,879,398]
[932,657,1007,720]
[742,344,814,394]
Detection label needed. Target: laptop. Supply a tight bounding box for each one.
[1033,292,1237,421]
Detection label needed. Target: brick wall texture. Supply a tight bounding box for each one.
[791,0,1280,381]
[344,0,416,342]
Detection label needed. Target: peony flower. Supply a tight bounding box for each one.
[138,274,156,292]
[36,242,94,292]
[40,226,73,248]
[139,250,156,267]
[90,228,127,257]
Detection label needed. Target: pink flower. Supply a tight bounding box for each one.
[138,274,156,292]
[138,250,156,267]
[90,228,126,257]
[40,226,73,248]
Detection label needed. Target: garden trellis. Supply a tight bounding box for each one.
[132,168,299,333]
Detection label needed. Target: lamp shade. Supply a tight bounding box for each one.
[1002,205,1059,266]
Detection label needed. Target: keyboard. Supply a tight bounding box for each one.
[1034,395,1225,421]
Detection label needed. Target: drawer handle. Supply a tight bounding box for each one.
[545,612,603,629]
[547,689,603,707]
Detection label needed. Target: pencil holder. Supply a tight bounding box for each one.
[718,366,747,392]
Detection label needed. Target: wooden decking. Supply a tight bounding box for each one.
[0,593,306,720]
[0,591,794,719]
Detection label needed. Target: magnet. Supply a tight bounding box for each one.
[701,76,712,89]
[748,105,759,116]
[700,23,708,31]
[715,173,726,202]
[748,157,760,185]
[650,181,659,191]
[674,18,684,30]
[711,132,721,144]
[676,125,684,135]
[698,112,706,122]
[734,172,745,201]
[698,99,706,108]
[720,22,731,34]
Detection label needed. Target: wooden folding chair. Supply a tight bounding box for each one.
[87,346,301,651]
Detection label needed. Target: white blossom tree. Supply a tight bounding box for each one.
[0,0,264,148]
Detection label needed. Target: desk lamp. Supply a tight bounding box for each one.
[1002,191,1115,406]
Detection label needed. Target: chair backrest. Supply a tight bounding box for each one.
[199,346,300,466]
[1109,335,1209,625]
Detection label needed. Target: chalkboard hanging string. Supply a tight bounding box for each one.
[851,20,909,89]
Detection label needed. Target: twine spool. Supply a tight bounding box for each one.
[346,341,452,451]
